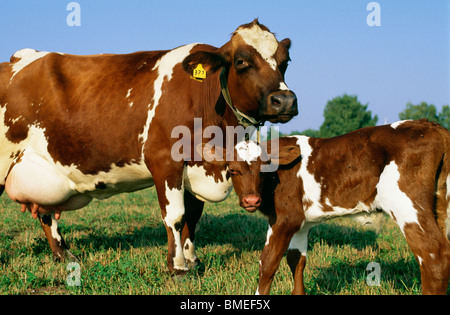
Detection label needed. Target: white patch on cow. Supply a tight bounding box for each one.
[288,224,313,255]
[294,136,323,218]
[183,164,232,203]
[0,106,24,185]
[139,43,200,153]
[319,198,375,221]
[126,88,134,107]
[126,88,132,98]
[279,82,289,91]
[183,238,197,264]
[236,24,279,71]
[265,224,273,246]
[235,141,262,164]
[5,146,75,205]
[163,181,188,271]
[390,120,412,129]
[9,49,50,83]
[61,161,153,199]
[49,213,62,242]
[373,161,422,235]
[418,256,423,266]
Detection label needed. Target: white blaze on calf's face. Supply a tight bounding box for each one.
[235,141,262,164]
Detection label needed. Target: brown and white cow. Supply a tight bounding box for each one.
[223,120,450,295]
[0,19,297,273]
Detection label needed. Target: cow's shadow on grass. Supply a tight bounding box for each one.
[59,212,268,255]
[51,212,427,294]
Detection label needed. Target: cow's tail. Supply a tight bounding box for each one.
[436,127,450,241]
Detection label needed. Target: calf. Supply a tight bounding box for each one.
[227,120,450,295]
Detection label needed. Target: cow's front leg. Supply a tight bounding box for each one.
[163,182,188,274]
[181,190,204,269]
[256,218,300,295]
[38,212,78,262]
[152,173,188,274]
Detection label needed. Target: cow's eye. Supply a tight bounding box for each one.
[235,59,249,70]
[229,168,239,175]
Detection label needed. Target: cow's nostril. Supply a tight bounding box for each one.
[270,95,282,107]
[243,195,261,207]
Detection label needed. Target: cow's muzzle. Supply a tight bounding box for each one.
[261,90,298,123]
[240,194,261,213]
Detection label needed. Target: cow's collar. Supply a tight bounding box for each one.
[219,68,262,129]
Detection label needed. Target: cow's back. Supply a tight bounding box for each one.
[1,49,168,173]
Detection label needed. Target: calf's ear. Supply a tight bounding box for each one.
[195,143,227,165]
[182,51,227,77]
[267,145,301,166]
[277,145,301,165]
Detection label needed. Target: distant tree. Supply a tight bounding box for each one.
[438,105,450,129]
[398,102,449,130]
[294,128,321,138]
[398,102,439,122]
[319,94,378,138]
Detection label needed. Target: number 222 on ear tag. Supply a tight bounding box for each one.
[192,64,206,82]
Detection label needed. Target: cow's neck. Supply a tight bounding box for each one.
[198,70,260,133]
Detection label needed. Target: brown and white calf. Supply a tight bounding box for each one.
[227,120,450,295]
[0,19,297,273]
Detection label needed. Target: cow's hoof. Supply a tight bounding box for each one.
[52,249,80,263]
[186,258,201,270]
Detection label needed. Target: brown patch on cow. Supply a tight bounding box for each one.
[5,119,29,144]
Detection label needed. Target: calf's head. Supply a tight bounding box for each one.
[183,19,298,124]
[198,139,301,212]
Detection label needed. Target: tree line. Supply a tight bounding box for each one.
[278,94,449,138]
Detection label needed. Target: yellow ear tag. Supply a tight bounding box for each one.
[192,64,206,82]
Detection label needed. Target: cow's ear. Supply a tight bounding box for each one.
[182,51,226,77]
[279,38,292,50]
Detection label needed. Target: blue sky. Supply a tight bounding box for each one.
[0,0,448,133]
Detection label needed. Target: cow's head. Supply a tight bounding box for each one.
[183,19,298,124]
[198,139,300,212]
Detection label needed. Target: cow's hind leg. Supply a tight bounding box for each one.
[381,199,449,294]
[38,212,78,262]
[402,221,450,295]
[286,224,313,295]
[181,190,204,270]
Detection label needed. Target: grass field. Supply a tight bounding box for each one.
[0,188,447,295]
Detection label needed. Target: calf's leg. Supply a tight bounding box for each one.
[286,225,313,295]
[403,222,450,295]
[256,218,301,295]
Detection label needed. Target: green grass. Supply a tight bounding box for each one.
[0,189,446,295]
